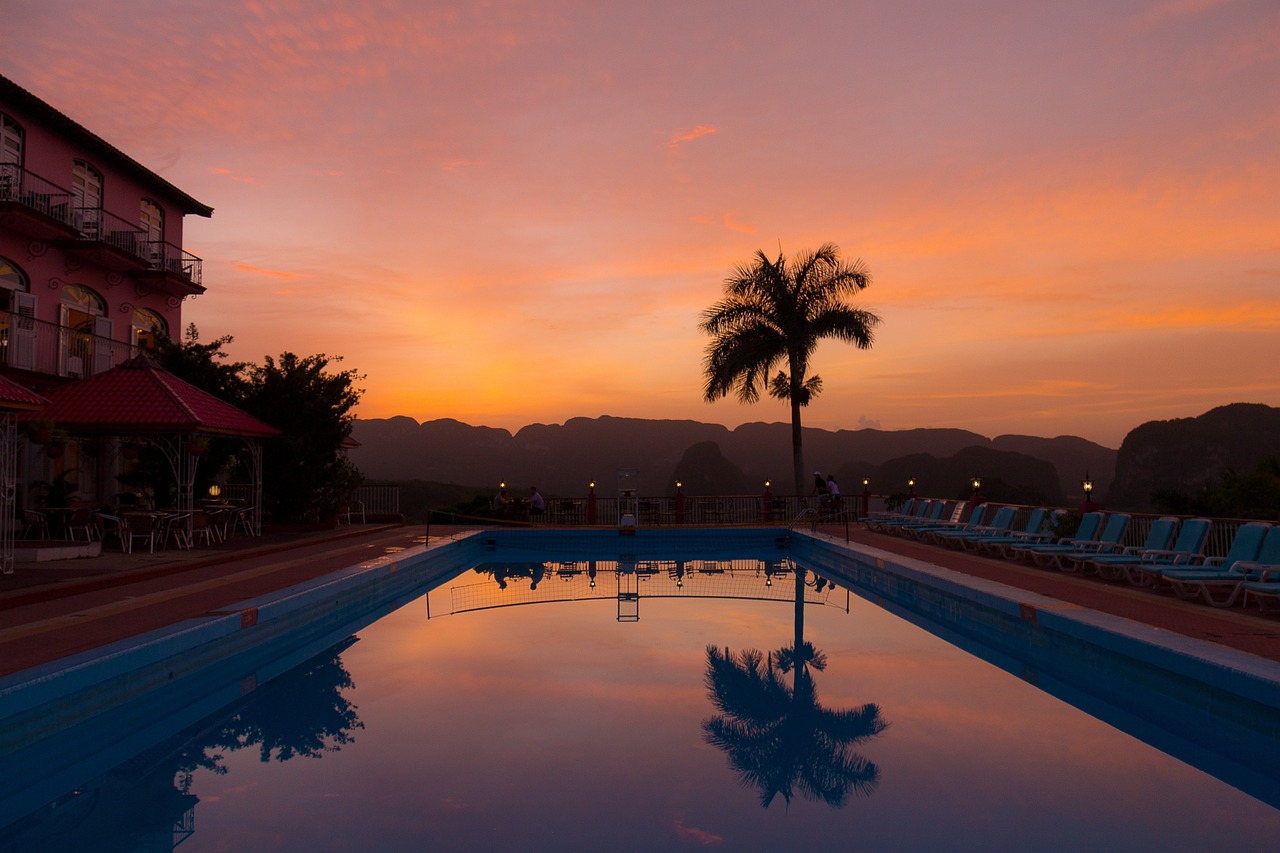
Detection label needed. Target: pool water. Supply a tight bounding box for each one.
[4,543,1280,851]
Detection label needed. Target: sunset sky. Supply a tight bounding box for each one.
[4,0,1278,447]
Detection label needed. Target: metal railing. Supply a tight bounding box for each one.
[0,312,138,377]
[0,163,201,285]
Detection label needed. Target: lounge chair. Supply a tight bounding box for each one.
[1006,511,1106,567]
[1073,517,1178,579]
[928,505,1017,548]
[977,508,1059,558]
[1097,518,1211,586]
[903,504,987,542]
[1050,513,1133,572]
[880,500,952,536]
[1159,522,1275,607]
[865,498,929,533]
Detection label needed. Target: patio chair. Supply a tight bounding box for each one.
[1047,513,1134,572]
[976,508,1060,558]
[64,508,98,542]
[160,512,193,550]
[1078,517,1193,583]
[1006,511,1107,566]
[125,513,160,554]
[233,505,258,537]
[95,512,129,553]
[21,509,50,540]
[902,504,986,541]
[1159,522,1275,607]
[928,505,1017,548]
[868,500,946,534]
[338,500,365,525]
[189,510,220,547]
[1116,518,1213,587]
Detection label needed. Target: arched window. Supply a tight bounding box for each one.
[60,284,110,377]
[0,256,35,369]
[0,113,21,166]
[140,199,164,262]
[72,159,103,238]
[132,307,167,351]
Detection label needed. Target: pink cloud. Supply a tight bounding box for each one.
[667,124,718,148]
[233,262,300,280]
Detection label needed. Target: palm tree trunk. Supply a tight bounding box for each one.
[790,390,805,498]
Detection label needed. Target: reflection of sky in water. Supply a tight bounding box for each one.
[159,569,1280,852]
[7,559,1280,851]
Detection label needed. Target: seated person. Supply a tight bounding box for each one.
[528,486,546,516]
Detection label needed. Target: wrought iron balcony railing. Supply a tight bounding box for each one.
[0,311,139,378]
[0,163,201,286]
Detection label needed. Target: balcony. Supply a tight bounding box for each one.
[0,163,202,293]
[0,163,79,241]
[0,311,140,380]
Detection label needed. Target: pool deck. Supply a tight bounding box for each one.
[2,521,1280,681]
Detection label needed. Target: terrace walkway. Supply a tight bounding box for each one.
[2,522,1280,681]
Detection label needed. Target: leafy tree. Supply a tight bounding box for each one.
[154,327,365,524]
[1152,455,1280,520]
[701,244,880,496]
[154,323,249,402]
[241,352,364,522]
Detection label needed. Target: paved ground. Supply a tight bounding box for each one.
[3,521,1280,682]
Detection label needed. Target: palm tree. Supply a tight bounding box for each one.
[700,243,880,497]
[702,642,887,808]
[701,564,888,809]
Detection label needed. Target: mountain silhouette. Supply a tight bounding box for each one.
[349,415,1116,500]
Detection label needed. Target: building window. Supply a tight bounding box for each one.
[140,199,164,262]
[132,307,167,351]
[60,284,110,377]
[0,113,21,166]
[72,159,103,238]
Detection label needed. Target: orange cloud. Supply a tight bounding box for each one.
[723,212,756,234]
[667,123,717,148]
[233,262,300,280]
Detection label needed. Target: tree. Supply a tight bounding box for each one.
[154,323,249,403]
[700,244,880,496]
[241,352,364,522]
[702,564,888,809]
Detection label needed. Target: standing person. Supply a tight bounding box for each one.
[812,471,829,511]
[528,486,546,516]
[826,474,841,513]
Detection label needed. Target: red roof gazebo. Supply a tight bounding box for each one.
[31,356,278,536]
[0,376,48,573]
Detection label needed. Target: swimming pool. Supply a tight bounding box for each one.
[2,528,1279,850]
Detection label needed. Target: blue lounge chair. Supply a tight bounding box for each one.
[1106,518,1212,586]
[885,500,961,536]
[1050,513,1132,572]
[865,498,930,533]
[1075,517,1178,579]
[928,505,1017,548]
[903,504,987,542]
[1160,522,1274,607]
[977,508,1059,557]
[1006,512,1105,567]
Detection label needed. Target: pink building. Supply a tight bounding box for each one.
[0,73,212,394]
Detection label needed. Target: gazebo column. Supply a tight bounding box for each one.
[154,434,198,541]
[1,415,16,575]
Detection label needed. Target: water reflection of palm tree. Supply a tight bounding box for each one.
[702,568,887,808]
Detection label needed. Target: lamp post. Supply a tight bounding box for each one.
[861,478,871,519]
[970,476,983,509]
[762,479,774,523]
[587,481,597,525]
[1080,472,1098,512]
[908,477,916,499]
[675,480,686,525]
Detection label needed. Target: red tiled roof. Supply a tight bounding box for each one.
[35,356,278,437]
[0,375,48,411]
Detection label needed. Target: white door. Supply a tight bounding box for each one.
[10,291,35,370]
[92,314,114,374]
